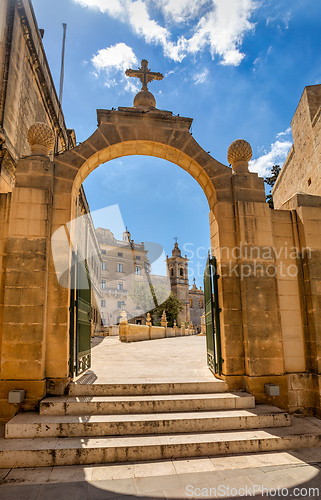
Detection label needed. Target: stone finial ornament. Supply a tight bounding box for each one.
[119,310,128,324]
[146,312,152,326]
[133,89,156,109]
[27,122,55,156]
[227,139,252,173]
[161,310,168,328]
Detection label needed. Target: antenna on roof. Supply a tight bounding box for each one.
[59,23,67,105]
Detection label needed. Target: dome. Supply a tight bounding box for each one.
[227,139,252,168]
[134,89,156,108]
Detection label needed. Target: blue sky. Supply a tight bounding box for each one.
[32,0,321,286]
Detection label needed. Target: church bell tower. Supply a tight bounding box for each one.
[166,241,190,326]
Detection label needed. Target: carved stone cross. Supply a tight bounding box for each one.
[126,59,163,91]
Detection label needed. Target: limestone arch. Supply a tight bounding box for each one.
[4,108,293,418]
[49,110,270,390]
[45,109,243,385]
[71,140,227,208]
[52,110,234,217]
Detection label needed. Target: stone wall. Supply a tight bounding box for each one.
[119,322,196,342]
[273,85,321,208]
[0,0,71,192]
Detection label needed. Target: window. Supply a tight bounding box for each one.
[199,299,204,308]
[118,252,123,257]
[171,268,174,277]
[190,298,193,308]
[136,256,140,260]
[101,300,105,308]
[117,263,123,272]
[117,282,123,291]
[101,280,106,289]
[101,249,106,255]
[180,268,184,277]
[118,301,125,309]
[135,266,141,275]
[101,261,106,271]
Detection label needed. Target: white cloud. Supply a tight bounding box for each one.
[92,43,138,88]
[188,0,257,65]
[74,0,123,16]
[193,68,209,85]
[127,0,186,62]
[75,0,258,66]
[249,130,292,177]
[155,0,208,23]
[124,77,140,93]
[276,127,291,138]
[92,43,137,73]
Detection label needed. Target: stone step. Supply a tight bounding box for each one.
[1,416,321,468]
[39,392,255,416]
[68,380,228,397]
[5,406,289,439]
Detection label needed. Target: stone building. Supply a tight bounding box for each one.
[272,84,321,208]
[189,279,204,333]
[0,0,73,192]
[96,227,150,326]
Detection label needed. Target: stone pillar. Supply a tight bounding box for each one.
[219,139,286,405]
[211,195,245,388]
[0,123,57,418]
[200,314,206,334]
[284,194,321,415]
[118,310,129,342]
[173,319,178,336]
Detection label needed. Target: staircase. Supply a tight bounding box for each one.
[1,380,321,468]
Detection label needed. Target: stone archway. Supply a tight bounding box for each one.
[0,103,305,418]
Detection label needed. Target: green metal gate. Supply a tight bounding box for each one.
[69,252,92,377]
[204,254,223,376]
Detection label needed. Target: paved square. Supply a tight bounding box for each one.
[75,336,215,385]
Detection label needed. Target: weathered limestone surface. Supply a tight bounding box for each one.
[0,0,71,193]
[273,85,321,208]
[0,107,316,418]
[1,66,321,419]
[118,323,196,342]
